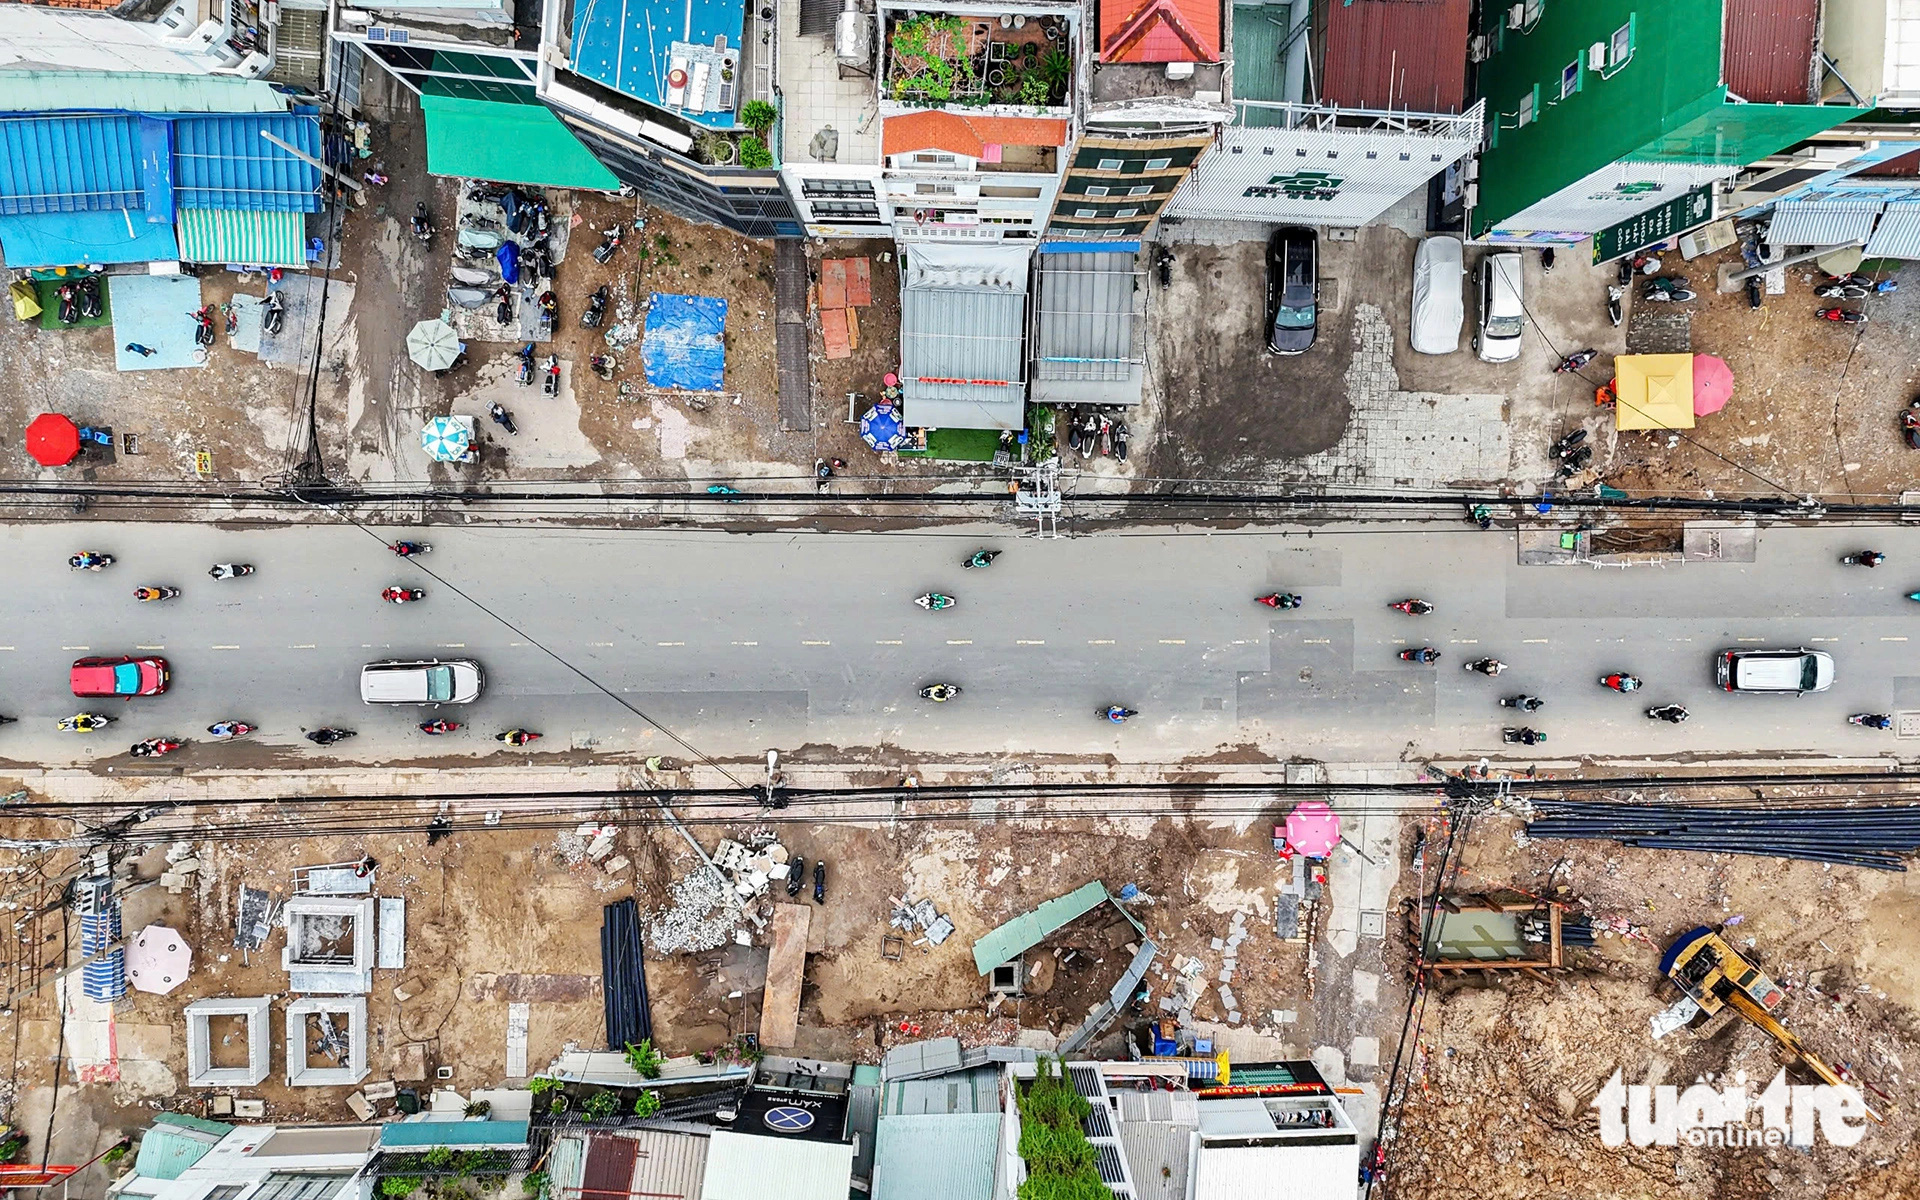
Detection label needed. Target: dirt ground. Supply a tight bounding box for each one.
[1386,810,1920,1200]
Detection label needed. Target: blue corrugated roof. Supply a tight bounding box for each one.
[571,0,745,128]
[0,115,142,215]
[0,209,181,268]
[173,114,322,212]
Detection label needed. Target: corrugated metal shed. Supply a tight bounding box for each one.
[1767,199,1883,245]
[971,880,1109,974]
[871,1114,1000,1200]
[0,208,180,267]
[1189,1140,1358,1200]
[882,1068,1004,1116]
[132,1114,232,1181]
[1723,0,1817,104]
[1229,3,1303,108]
[1866,199,1920,258]
[1115,1116,1193,1200]
[1031,249,1144,406]
[623,1129,711,1199]
[173,115,322,212]
[1319,0,1469,114]
[0,115,141,214]
[0,71,288,114]
[175,208,306,267]
[700,1131,853,1200]
[899,286,1027,431]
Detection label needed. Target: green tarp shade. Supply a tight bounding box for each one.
[175,208,305,267]
[419,94,619,191]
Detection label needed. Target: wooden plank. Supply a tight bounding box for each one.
[846,304,860,352]
[820,258,848,310]
[759,904,811,1049]
[847,257,873,307]
[820,308,852,360]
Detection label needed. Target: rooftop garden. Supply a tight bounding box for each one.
[887,13,1072,107]
[1016,1057,1109,1200]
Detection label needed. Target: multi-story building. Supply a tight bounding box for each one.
[1468,0,1868,246]
[1168,0,1482,230]
[0,0,288,80]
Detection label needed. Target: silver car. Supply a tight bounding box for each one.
[360,659,485,705]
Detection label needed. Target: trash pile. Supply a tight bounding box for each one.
[646,833,795,954]
[1157,910,1251,1025]
[888,894,955,947]
[160,843,203,894]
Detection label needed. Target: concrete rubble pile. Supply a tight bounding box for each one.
[646,834,792,954]
[1157,910,1250,1025]
[888,894,955,946]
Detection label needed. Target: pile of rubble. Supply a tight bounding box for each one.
[1157,910,1251,1025]
[888,895,955,947]
[646,833,797,954]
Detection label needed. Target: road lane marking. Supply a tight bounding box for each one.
[1159,639,1186,645]
[440,643,466,648]
[1088,639,1114,645]
[875,640,902,645]
[802,640,831,646]
[210,645,239,650]
[1451,639,1478,644]
[589,642,614,647]
[1017,639,1045,645]
[734,641,759,646]
[289,643,315,649]
[61,646,89,651]
[1737,637,1764,642]
[947,639,973,645]
[1523,638,1549,644]
[136,645,165,651]
[1302,638,1330,645]
[656,641,684,647]
[1811,637,1838,642]
[1884,636,1910,642]
[510,641,529,647]
[0,646,13,651]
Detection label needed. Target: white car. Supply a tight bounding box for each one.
[360,659,485,704]
[1474,252,1525,363]
[1410,237,1464,355]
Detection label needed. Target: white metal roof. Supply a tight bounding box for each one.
[1767,199,1883,246]
[1189,1141,1360,1200]
[701,1131,854,1200]
[1865,199,1920,258]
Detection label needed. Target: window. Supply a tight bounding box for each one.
[802,178,874,197]
[914,183,956,195]
[1560,59,1581,99]
[1521,0,1542,26]
[1085,185,1110,197]
[1516,85,1536,127]
[979,185,1042,199]
[1114,207,1139,218]
[1128,185,1152,197]
[1609,19,1633,66]
[1075,208,1097,218]
[250,1176,351,1200]
[913,153,956,165]
[204,1187,248,1200]
[810,201,882,222]
[1145,156,1172,170]
[1097,157,1124,170]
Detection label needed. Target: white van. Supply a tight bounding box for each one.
[1410,236,1464,355]
[1474,252,1525,363]
[360,659,485,705]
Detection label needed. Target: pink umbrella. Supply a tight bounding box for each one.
[1283,801,1341,859]
[1693,354,1733,416]
[126,924,192,995]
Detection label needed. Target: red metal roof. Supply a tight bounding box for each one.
[1100,0,1221,64]
[882,112,1070,158]
[1319,0,1470,114]
[1863,149,1920,178]
[1722,0,1817,103]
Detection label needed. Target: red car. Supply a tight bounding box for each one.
[70,656,170,698]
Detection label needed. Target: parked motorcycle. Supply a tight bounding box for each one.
[593,224,623,264]
[494,284,514,327]
[787,856,807,896]
[1500,695,1544,712]
[189,305,216,346]
[543,354,560,397]
[590,354,617,381]
[517,342,536,387]
[1902,398,1920,450]
[1643,278,1696,302]
[1606,285,1624,327]
[1850,713,1894,729]
[1746,275,1764,311]
[1554,348,1597,374]
[1841,551,1887,568]
[1154,244,1173,287]
[77,275,103,320]
[582,286,609,329]
[1113,420,1130,462]
[262,290,285,336]
[1816,307,1868,324]
[1079,410,1099,460]
[411,202,435,245]
[56,283,77,325]
[1599,673,1641,693]
[813,860,827,904]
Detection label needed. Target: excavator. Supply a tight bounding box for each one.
[1659,925,1885,1122]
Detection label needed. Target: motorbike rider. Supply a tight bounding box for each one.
[1256,593,1302,609]
[966,549,999,569]
[305,727,354,745]
[921,684,961,702]
[391,541,427,557]
[207,721,250,738]
[497,728,540,746]
[129,738,178,757]
[1503,695,1544,712]
[382,586,419,603]
[1853,713,1894,729]
[1504,727,1544,746]
[419,719,458,735]
[134,586,168,601]
[1647,705,1690,724]
[1856,550,1888,568]
[60,713,108,733]
[70,552,109,570]
[1104,706,1135,724]
[1465,658,1507,675]
[1403,647,1440,664]
[1391,599,1434,615]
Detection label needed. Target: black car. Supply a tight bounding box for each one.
[1266,226,1318,355]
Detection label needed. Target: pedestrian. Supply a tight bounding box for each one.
[363,171,388,186]
[124,342,155,357]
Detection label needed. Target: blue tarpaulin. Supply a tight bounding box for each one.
[642,293,728,391]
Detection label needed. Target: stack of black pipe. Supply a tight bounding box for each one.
[1526,801,1920,871]
[601,899,654,1050]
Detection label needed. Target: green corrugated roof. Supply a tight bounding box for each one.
[872,1114,1000,1200]
[419,94,620,191]
[176,209,307,268]
[1231,5,1298,108]
[133,1114,232,1181]
[972,880,1108,975]
[0,70,287,114]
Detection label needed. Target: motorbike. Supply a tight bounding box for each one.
[1467,503,1493,530]
[305,727,356,745]
[1113,420,1130,462]
[1599,673,1641,693]
[1850,713,1894,729]
[582,286,609,329]
[517,343,536,387]
[1154,244,1173,287]
[69,552,114,571]
[1550,428,1588,461]
[494,285,514,327]
[1389,599,1434,616]
[56,283,79,325]
[419,720,460,735]
[1500,695,1544,712]
[1256,593,1302,609]
[383,586,425,603]
[1643,279,1696,302]
[496,729,542,746]
[1501,727,1545,745]
[1606,285,1624,327]
[920,683,962,702]
[1841,551,1887,568]
[488,402,518,436]
[1066,406,1082,454]
[1903,399,1920,450]
[787,856,807,896]
[1099,417,1113,458]
[133,586,180,602]
[1102,706,1138,724]
[58,713,112,733]
[527,238,554,283]
[537,290,557,336]
[1746,275,1764,310]
[1464,658,1507,676]
[1646,705,1690,724]
[208,563,255,579]
[455,226,504,252]
[262,290,285,336]
[1816,307,1868,324]
[593,224,623,265]
[814,457,846,489]
[391,541,431,557]
[411,202,435,245]
[1817,278,1896,300]
[813,860,827,904]
[190,305,216,346]
[1399,647,1440,664]
[435,348,469,379]
[1079,411,1099,460]
[963,549,1000,570]
[207,721,255,739]
[590,354,617,381]
[543,354,560,397]
[129,738,182,758]
[1557,445,1594,478]
[77,275,102,320]
[1554,348,1597,374]
[914,592,957,611]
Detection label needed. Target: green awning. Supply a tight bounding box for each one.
[175,209,306,267]
[419,94,620,191]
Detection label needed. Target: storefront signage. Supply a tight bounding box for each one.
[1592,185,1713,263]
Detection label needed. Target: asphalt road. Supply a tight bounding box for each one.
[3,521,1919,769]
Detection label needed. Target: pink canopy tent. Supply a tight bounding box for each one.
[1283,801,1342,859]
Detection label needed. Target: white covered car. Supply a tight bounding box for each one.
[1410,236,1464,355]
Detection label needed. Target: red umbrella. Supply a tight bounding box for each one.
[1693,354,1733,417]
[25,413,79,466]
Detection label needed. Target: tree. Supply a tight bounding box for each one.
[739,136,774,169]
[741,100,778,136]
[623,1039,664,1079]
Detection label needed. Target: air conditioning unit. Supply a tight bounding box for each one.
[1507,3,1525,30]
[1463,157,1480,181]
[1464,182,1479,208]
[1469,34,1490,63]
[1587,42,1607,70]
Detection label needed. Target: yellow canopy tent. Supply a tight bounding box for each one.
[1612,353,1696,431]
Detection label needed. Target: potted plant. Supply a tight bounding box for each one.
[1040,47,1070,103]
[624,1039,665,1079]
[739,136,774,169]
[741,99,777,137]
[582,1091,620,1121]
[633,1091,661,1119]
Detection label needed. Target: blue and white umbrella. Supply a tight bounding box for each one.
[420,415,474,462]
[859,402,906,451]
